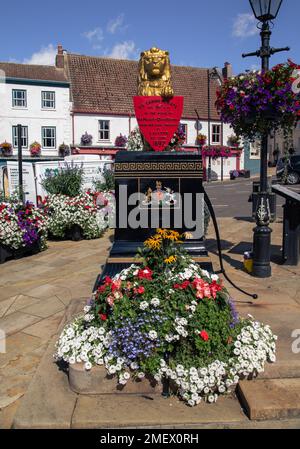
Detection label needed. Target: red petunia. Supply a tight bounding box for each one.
[173,280,190,290]
[137,268,153,280]
[99,313,107,321]
[199,330,209,341]
[97,284,107,293]
[209,280,223,299]
[104,276,113,285]
[134,286,145,295]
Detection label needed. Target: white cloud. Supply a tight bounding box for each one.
[107,14,127,34]
[82,27,104,49]
[108,41,138,60]
[232,13,258,38]
[23,44,57,65]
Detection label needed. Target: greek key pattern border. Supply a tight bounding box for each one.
[114,161,203,173]
[115,172,203,178]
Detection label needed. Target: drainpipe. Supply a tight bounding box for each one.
[129,113,132,135]
[72,113,75,146]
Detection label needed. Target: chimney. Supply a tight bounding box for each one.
[222,62,233,80]
[56,44,64,69]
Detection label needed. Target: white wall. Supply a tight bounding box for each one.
[73,114,138,146]
[0,82,71,156]
[73,114,235,148]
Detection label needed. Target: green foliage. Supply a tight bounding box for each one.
[41,163,83,197]
[93,168,115,192]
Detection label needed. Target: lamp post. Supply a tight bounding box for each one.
[242,0,289,278]
[207,68,223,182]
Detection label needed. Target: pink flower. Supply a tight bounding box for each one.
[106,295,115,307]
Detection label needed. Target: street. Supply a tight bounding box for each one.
[204,177,289,219]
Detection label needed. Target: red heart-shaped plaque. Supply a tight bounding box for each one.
[133,96,184,151]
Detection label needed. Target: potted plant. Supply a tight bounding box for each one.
[197,133,207,146]
[227,135,240,148]
[114,134,128,148]
[30,141,41,157]
[216,60,300,141]
[0,200,47,263]
[58,143,70,158]
[230,170,240,180]
[81,132,93,146]
[0,141,13,157]
[41,165,108,241]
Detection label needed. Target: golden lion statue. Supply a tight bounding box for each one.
[138,47,174,97]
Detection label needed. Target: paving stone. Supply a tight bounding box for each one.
[3,295,41,316]
[0,400,20,429]
[22,311,65,341]
[0,286,22,302]
[238,379,300,421]
[0,297,16,318]
[21,296,65,318]
[0,393,24,410]
[0,332,42,368]
[13,336,77,429]
[0,312,41,336]
[71,395,247,429]
[21,283,69,300]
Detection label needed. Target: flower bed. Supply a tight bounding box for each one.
[55,229,277,406]
[43,191,108,240]
[0,200,47,262]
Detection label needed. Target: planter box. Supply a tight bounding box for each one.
[68,363,162,395]
[48,225,83,242]
[65,225,83,242]
[0,240,41,264]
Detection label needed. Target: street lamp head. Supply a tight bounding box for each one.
[249,0,283,22]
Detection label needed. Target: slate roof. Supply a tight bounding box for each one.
[66,53,221,120]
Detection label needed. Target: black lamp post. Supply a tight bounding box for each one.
[242,0,289,278]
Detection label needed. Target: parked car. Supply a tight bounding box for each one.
[276,155,300,185]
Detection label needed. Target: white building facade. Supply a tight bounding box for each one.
[0,63,71,157]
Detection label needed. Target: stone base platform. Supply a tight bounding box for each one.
[12,298,300,429]
[237,379,300,421]
[69,363,162,395]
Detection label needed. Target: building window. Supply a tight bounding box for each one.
[42,127,56,148]
[211,124,221,144]
[12,89,27,108]
[42,91,55,109]
[179,123,188,144]
[99,120,110,141]
[250,140,261,159]
[12,126,28,148]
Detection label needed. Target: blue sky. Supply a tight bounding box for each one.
[1,0,299,74]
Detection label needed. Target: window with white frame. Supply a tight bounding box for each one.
[42,91,55,109]
[250,140,261,159]
[211,124,221,144]
[12,126,28,148]
[42,127,56,148]
[98,120,110,141]
[12,89,27,108]
[179,123,188,143]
